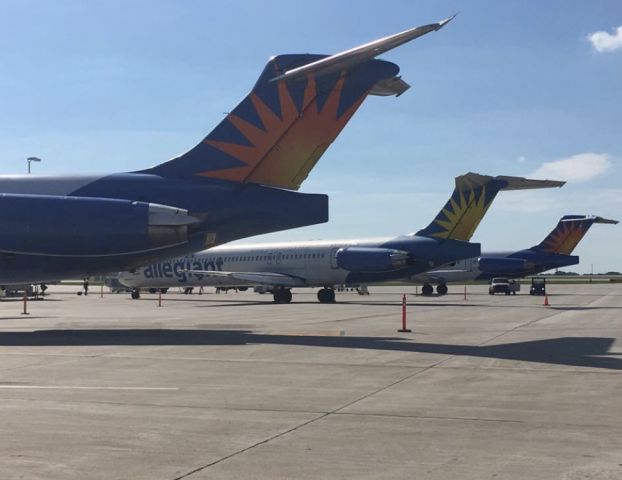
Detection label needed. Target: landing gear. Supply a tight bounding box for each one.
[436,284,448,295]
[273,288,292,304]
[421,284,433,296]
[317,287,336,304]
[131,289,140,300]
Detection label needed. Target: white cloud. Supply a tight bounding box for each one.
[587,26,622,53]
[529,153,612,183]
[517,156,526,163]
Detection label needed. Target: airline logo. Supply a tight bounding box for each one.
[196,56,399,189]
[143,257,223,283]
[419,175,504,241]
[539,219,592,254]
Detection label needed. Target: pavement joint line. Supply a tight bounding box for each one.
[2,353,433,370]
[330,356,457,416]
[170,412,330,480]
[171,358,456,478]
[0,385,179,390]
[327,303,564,416]
[472,300,599,347]
[2,396,620,432]
[333,411,622,429]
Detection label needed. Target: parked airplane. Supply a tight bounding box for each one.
[0,16,455,284]
[118,173,564,303]
[414,215,618,294]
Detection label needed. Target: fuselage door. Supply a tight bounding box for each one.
[330,247,340,269]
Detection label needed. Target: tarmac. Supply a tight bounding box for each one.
[0,283,620,480]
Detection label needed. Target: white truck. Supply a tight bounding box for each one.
[489,277,520,295]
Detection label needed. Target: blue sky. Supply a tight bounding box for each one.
[1,1,620,272]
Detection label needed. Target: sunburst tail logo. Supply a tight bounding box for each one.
[148,54,400,189]
[535,217,595,254]
[416,175,508,242]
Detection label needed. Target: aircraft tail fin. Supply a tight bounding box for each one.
[137,17,455,190]
[531,215,618,254]
[415,173,565,241]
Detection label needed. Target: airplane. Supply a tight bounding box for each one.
[0,16,455,285]
[413,215,619,294]
[118,173,565,303]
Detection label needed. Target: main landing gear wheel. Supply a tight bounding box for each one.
[273,288,292,304]
[436,284,448,295]
[421,284,433,296]
[317,287,335,304]
[131,289,140,300]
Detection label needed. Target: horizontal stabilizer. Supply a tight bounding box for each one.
[494,175,566,191]
[270,15,456,84]
[416,172,565,242]
[564,215,618,225]
[185,270,306,287]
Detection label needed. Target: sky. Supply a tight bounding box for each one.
[0,0,620,273]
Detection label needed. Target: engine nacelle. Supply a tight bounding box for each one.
[336,247,409,272]
[478,257,528,275]
[0,194,198,256]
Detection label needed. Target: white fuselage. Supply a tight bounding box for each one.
[118,238,391,289]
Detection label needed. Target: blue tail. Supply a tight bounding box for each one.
[135,17,457,190]
[138,55,398,190]
[531,215,618,254]
[416,173,565,241]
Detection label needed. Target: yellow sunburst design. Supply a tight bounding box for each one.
[430,178,492,241]
[543,222,587,254]
[200,75,366,190]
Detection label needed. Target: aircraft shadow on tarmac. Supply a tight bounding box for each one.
[0,330,619,370]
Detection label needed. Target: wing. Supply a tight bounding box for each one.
[414,269,470,284]
[186,270,306,287]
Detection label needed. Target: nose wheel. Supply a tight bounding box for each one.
[317,287,335,303]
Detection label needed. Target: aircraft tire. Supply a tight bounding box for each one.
[436,284,448,295]
[273,288,292,304]
[131,289,140,300]
[317,288,335,303]
[421,284,433,296]
[283,289,292,303]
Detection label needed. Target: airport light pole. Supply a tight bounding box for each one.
[27,156,42,174]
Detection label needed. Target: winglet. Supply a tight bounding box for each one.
[270,15,456,83]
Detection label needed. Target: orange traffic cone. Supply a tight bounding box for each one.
[543,295,550,306]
